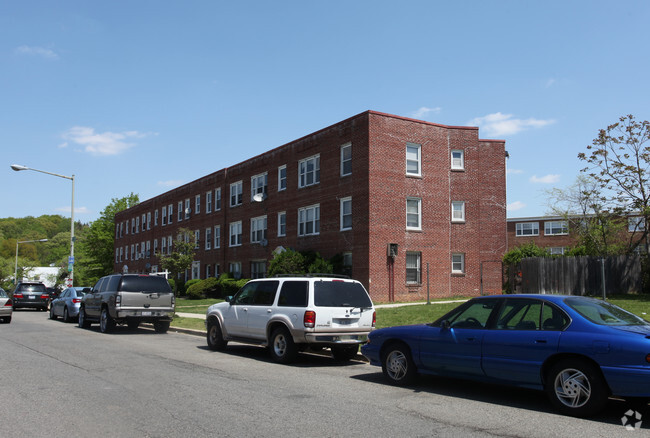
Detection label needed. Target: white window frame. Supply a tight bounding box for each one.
[214,225,221,249]
[135,217,140,234]
[250,216,267,243]
[406,252,421,284]
[628,217,646,232]
[516,222,539,236]
[206,191,212,213]
[251,172,268,201]
[452,253,465,274]
[549,247,565,255]
[229,262,242,279]
[215,188,222,211]
[194,230,200,249]
[191,261,200,280]
[340,142,352,177]
[162,206,167,226]
[154,209,159,226]
[141,214,146,232]
[230,181,243,207]
[451,201,466,223]
[167,204,173,224]
[161,237,166,255]
[406,142,421,176]
[229,221,243,247]
[278,165,287,191]
[451,149,464,170]
[277,211,286,237]
[205,227,212,250]
[147,212,151,230]
[178,201,183,221]
[195,195,201,215]
[544,220,568,236]
[250,260,266,279]
[298,204,320,236]
[185,199,191,219]
[340,197,352,231]
[298,155,320,188]
[406,197,421,230]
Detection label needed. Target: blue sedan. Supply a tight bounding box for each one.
[361,294,650,417]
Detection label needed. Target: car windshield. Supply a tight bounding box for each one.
[0,289,7,298]
[565,297,650,326]
[313,281,372,308]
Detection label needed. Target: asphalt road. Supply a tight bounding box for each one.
[1,310,646,437]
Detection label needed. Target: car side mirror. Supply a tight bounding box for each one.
[226,296,234,305]
[440,320,451,330]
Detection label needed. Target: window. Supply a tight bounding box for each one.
[406,142,421,176]
[134,243,139,260]
[298,155,320,188]
[549,247,565,255]
[251,173,268,201]
[141,214,146,232]
[168,204,173,224]
[206,264,212,278]
[185,199,191,219]
[206,191,212,213]
[516,222,539,236]
[278,212,286,237]
[215,188,222,211]
[278,165,287,191]
[406,198,421,230]
[162,206,167,226]
[251,261,266,279]
[178,201,183,221]
[120,222,123,237]
[452,253,465,274]
[251,216,267,243]
[278,281,309,307]
[230,181,243,207]
[119,247,123,262]
[545,221,568,236]
[406,252,421,284]
[341,143,352,176]
[161,237,166,255]
[146,241,151,258]
[147,213,151,230]
[167,236,172,252]
[124,245,129,260]
[451,201,465,222]
[135,217,139,234]
[229,262,242,279]
[195,195,201,215]
[205,227,212,250]
[451,149,464,170]
[194,230,200,249]
[154,210,159,226]
[298,204,320,236]
[214,225,221,248]
[340,197,352,230]
[153,239,158,255]
[342,252,352,277]
[628,217,646,232]
[192,261,200,280]
[230,221,242,247]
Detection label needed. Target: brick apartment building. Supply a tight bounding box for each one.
[113,110,507,302]
[507,215,647,254]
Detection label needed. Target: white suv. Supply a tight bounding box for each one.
[205,276,376,363]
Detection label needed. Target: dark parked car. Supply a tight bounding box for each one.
[50,287,90,322]
[361,294,650,417]
[12,282,49,311]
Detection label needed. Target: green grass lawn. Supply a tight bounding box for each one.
[170,294,650,333]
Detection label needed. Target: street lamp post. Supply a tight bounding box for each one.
[14,239,48,286]
[11,164,75,286]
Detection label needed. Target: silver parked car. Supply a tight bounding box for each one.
[50,287,90,323]
[0,288,12,323]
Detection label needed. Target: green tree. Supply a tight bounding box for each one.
[82,193,139,282]
[578,115,650,253]
[502,242,550,266]
[267,248,306,276]
[158,228,196,295]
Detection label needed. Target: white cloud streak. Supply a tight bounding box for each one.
[62,126,151,156]
[410,106,442,120]
[507,168,524,175]
[468,112,555,137]
[530,174,560,184]
[507,201,526,211]
[15,45,59,60]
[158,180,185,188]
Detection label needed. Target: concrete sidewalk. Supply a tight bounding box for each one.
[175,299,468,320]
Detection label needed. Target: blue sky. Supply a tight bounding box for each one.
[2,1,649,224]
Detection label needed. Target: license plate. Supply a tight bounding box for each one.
[28,295,35,299]
[141,311,152,316]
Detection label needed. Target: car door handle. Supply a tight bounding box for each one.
[534,339,547,344]
[466,337,476,341]
[267,309,272,313]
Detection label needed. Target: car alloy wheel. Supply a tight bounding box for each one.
[546,359,608,417]
[269,327,297,364]
[382,343,416,385]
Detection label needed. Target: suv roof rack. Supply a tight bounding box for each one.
[272,273,350,279]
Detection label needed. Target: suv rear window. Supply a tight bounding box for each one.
[120,276,172,293]
[314,281,372,308]
[18,284,46,293]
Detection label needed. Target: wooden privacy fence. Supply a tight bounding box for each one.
[509,255,643,295]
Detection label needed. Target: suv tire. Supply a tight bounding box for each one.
[153,321,170,333]
[100,307,115,333]
[331,344,359,361]
[269,327,298,364]
[78,307,91,328]
[207,319,228,351]
[63,307,71,323]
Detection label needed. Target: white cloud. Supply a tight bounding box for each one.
[62,126,151,156]
[468,112,555,137]
[158,180,184,188]
[545,78,556,88]
[15,45,59,60]
[507,201,526,211]
[530,174,560,184]
[55,206,90,214]
[507,168,524,175]
[409,106,442,120]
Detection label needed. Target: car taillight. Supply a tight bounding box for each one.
[646,354,650,364]
[72,298,81,304]
[304,310,316,328]
[40,294,49,299]
[4,299,11,307]
[372,311,376,328]
[13,293,23,299]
